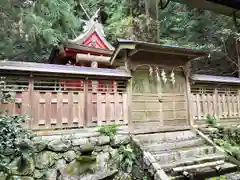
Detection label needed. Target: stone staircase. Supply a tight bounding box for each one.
[133,129,238,179]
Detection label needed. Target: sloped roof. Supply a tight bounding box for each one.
[110,39,209,65]
[191,74,240,84]
[0,61,131,79]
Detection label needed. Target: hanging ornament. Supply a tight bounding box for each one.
[155,67,160,82]
[161,69,167,84]
[170,70,175,84]
[149,66,153,77]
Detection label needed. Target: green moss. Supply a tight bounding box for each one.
[75,155,96,163]
[67,155,97,176]
[205,175,227,180]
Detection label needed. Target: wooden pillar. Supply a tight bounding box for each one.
[28,73,33,129]
[84,77,88,126]
[184,61,193,126]
[124,51,133,129]
[91,61,98,93]
[214,88,218,118]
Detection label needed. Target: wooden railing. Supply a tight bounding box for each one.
[191,86,240,126]
[0,76,128,130]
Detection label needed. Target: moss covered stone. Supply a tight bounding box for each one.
[9,157,34,176]
[63,150,76,162]
[48,140,71,152]
[33,169,44,179]
[34,151,57,169]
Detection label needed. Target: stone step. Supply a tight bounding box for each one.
[153,145,216,164]
[173,160,225,172]
[168,162,237,179]
[143,138,206,153]
[135,130,197,144]
[161,153,226,171]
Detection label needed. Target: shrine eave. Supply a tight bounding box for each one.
[0,60,131,79]
[68,26,115,51]
[110,39,209,65]
[65,43,114,56]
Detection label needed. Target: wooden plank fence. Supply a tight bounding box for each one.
[0,75,128,130]
[191,86,240,126]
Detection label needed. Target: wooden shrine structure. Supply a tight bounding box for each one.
[2,9,240,131]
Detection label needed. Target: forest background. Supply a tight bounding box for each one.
[0,0,239,75]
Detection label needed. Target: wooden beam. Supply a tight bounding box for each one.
[76,53,110,63]
[66,43,113,55]
[137,48,202,57]
[128,49,139,56]
[110,43,136,65]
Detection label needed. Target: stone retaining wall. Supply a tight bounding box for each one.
[1,129,131,180]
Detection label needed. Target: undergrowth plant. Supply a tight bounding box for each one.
[205,114,217,127]
[98,124,119,137]
[109,144,136,173]
[206,115,240,161]
[0,84,35,178]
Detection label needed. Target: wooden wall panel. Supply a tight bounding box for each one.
[0,76,128,130]
[31,91,85,130]
[86,92,127,126]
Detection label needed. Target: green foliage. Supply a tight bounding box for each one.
[205,114,217,127]
[0,84,34,176]
[0,0,81,61]
[207,117,240,161]
[98,124,119,137]
[0,0,238,62]
[158,1,236,51]
[143,176,148,180]
[110,145,136,173]
[206,175,227,180]
[22,0,79,46]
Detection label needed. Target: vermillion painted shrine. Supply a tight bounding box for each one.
[49,9,116,92]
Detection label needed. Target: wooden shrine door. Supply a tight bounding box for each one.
[131,70,188,131]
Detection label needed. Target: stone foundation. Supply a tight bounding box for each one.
[0,128,133,180]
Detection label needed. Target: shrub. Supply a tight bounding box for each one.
[109,144,136,173]
[205,114,217,127]
[0,85,34,176]
[98,124,119,137]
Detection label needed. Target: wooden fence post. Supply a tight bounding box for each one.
[238,89,240,120]
[28,73,33,129]
[84,78,88,126]
[214,88,218,118]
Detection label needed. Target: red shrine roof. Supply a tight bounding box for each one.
[67,9,114,52]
